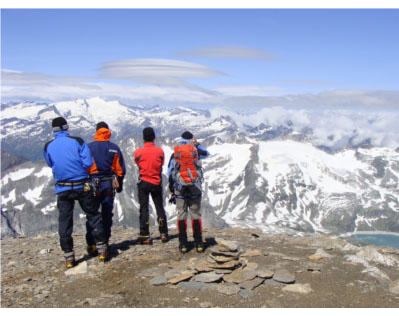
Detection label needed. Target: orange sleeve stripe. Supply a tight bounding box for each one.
[112,154,124,177]
[87,158,99,174]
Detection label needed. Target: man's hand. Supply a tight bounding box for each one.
[112,177,120,189]
[191,138,199,146]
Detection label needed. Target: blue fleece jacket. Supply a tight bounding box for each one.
[43,131,93,194]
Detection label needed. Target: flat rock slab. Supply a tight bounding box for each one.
[257,268,274,279]
[211,250,240,258]
[282,283,313,294]
[168,271,196,284]
[209,254,237,263]
[243,262,259,271]
[273,269,295,284]
[214,269,233,274]
[239,277,265,290]
[195,260,214,272]
[216,239,238,252]
[308,254,323,260]
[239,289,254,298]
[192,272,223,283]
[165,267,192,279]
[178,281,218,291]
[208,260,240,269]
[223,269,257,284]
[150,276,168,286]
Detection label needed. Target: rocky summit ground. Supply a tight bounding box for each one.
[1,226,399,308]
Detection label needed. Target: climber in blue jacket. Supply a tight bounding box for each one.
[43,117,108,268]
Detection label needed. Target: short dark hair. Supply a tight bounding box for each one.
[96,121,109,130]
[143,127,155,142]
[181,131,193,140]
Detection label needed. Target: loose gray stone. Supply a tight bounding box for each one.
[200,301,213,308]
[178,281,217,291]
[39,249,51,255]
[257,268,274,279]
[223,269,257,284]
[241,249,262,257]
[273,269,295,284]
[239,277,265,290]
[216,238,238,252]
[23,277,32,282]
[165,267,191,279]
[150,276,168,286]
[192,272,223,283]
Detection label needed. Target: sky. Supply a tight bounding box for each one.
[2,7,399,111]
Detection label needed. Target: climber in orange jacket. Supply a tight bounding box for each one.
[86,122,126,256]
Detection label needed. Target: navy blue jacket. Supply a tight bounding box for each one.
[87,128,126,179]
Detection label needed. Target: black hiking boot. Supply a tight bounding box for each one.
[160,233,169,243]
[178,220,188,253]
[64,251,75,269]
[192,219,205,253]
[138,235,153,245]
[87,244,98,257]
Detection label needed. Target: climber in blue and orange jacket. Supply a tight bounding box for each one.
[86,121,126,255]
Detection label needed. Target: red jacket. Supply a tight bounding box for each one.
[134,142,164,185]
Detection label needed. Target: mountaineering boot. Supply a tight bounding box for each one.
[138,235,153,245]
[87,244,98,257]
[64,251,75,269]
[192,218,204,253]
[97,242,108,262]
[158,218,169,243]
[160,233,169,243]
[178,220,188,253]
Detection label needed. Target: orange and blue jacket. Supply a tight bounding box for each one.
[87,128,126,179]
[134,142,164,185]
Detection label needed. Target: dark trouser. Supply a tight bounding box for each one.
[86,180,114,246]
[57,188,106,253]
[138,180,168,236]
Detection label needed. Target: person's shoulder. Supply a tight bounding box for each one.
[155,144,164,151]
[109,142,121,151]
[67,135,85,146]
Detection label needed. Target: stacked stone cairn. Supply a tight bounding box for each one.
[144,238,295,296]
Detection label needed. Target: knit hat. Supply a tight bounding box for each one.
[143,127,155,142]
[181,131,193,140]
[52,117,68,132]
[96,121,109,130]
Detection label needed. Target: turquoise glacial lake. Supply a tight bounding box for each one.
[352,233,399,249]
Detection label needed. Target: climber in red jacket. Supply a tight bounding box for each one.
[134,127,168,244]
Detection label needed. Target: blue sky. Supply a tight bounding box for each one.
[2,8,399,109]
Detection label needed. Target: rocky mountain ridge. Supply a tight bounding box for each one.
[1,227,399,307]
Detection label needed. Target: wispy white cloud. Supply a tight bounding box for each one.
[279,79,337,85]
[2,68,399,112]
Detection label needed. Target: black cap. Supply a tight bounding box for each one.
[181,131,193,140]
[96,121,109,130]
[52,117,68,132]
[143,127,155,142]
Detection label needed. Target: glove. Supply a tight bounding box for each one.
[116,176,124,193]
[168,193,176,204]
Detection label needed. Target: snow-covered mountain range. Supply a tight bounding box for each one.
[1,98,399,238]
